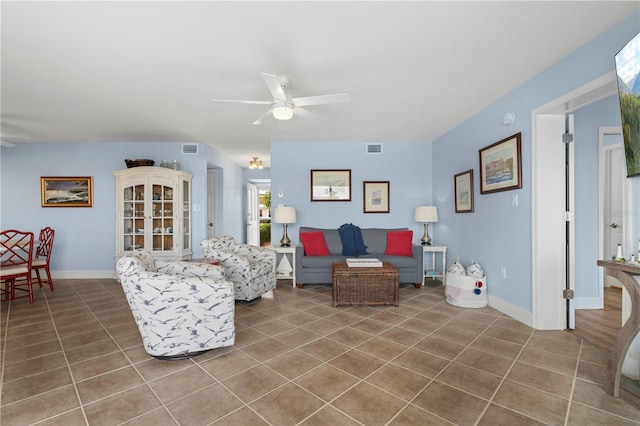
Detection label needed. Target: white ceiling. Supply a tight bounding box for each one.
[2,1,638,167]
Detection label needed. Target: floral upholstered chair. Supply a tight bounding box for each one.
[116,250,235,359]
[201,236,277,301]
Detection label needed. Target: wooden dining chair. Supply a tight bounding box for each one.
[33,226,55,291]
[1,229,35,303]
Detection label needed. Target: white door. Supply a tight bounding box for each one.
[532,113,575,330]
[246,183,259,246]
[206,170,218,239]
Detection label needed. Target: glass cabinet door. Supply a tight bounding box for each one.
[151,183,175,252]
[122,184,146,252]
[182,179,190,251]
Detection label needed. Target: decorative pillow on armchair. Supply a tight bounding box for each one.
[385,230,413,256]
[300,231,330,256]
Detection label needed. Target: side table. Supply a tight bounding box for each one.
[422,244,447,286]
[271,245,296,288]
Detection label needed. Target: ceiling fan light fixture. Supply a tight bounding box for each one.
[272,103,294,120]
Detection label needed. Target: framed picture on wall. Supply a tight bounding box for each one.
[310,169,351,201]
[363,181,390,213]
[454,169,474,213]
[479,132,522,194]
[41,176,94,207]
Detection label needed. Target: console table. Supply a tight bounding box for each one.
[596,260,640,398]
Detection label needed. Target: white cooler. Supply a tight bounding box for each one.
[445,273,488,308]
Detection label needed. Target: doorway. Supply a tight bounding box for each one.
[245,182,272,247]
[532,71,619,330]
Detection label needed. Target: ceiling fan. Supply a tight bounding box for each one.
[211,73,349,125]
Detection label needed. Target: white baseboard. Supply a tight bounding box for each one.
[574,297,603,310]
[488,294,534,328]
[52,270,116,279]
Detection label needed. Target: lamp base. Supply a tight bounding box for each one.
[420,223,432,245]
[280,224,291,247]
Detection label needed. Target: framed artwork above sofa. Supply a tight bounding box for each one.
[310,169,351,201]
[363,181,390,213]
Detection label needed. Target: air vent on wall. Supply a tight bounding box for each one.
[182,143,198,154]
[366,143,382,154]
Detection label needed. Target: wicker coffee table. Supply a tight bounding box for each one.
[332,261,399,307]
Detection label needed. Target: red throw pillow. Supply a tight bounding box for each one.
[300,231,330,256]
[385,230,413,256]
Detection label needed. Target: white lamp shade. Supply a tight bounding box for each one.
[414,206,438,223]
[273,206,296,224]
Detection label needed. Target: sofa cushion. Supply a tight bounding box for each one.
[300,231,330,256]
[385,230,413,256]
[299,227,343,254]
[362,228,406,253]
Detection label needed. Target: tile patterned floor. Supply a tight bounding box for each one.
[1,278,640,425]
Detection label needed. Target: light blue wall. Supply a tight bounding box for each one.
[270,141,432,245]
[0,141,244,276]
[432,12,639,313]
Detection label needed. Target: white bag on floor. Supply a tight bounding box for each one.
[445,273,488,308]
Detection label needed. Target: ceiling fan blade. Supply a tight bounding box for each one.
[211,99,272,105]
[292,93,349,107]
[293,107,319,121]
[253,108,274,125]
[261,73,287,101]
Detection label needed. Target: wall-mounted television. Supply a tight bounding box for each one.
[615,31,640,177]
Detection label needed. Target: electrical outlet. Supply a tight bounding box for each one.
[512,194,518,207]
[278,191,284,197]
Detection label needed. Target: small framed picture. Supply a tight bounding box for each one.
[454,170,474,213]
[363,181,390,213]
[41,176,93,207]
[310,169,351,201]
[479,132,522,194]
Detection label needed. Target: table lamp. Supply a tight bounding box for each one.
[273,205,296,247]
[414,206,438,245]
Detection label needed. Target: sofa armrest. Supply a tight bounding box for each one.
[412,244,424,283]
[155,260,227,281]
[295,245,305,283]
[234,244,276,264]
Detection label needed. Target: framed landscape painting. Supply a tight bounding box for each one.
[310,169,351,201]
[479,132,522,194]
[454,170,474,213]
[41,176,93,207]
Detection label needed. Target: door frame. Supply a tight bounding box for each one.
[532,71,618,330]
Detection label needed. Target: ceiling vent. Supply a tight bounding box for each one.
[182,143,198,155]
[366,143,383,154]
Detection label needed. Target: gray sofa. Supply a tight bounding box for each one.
[295,226,423,287]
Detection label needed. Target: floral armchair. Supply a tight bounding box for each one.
[201,236,277,301]
[116,250,235,359]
